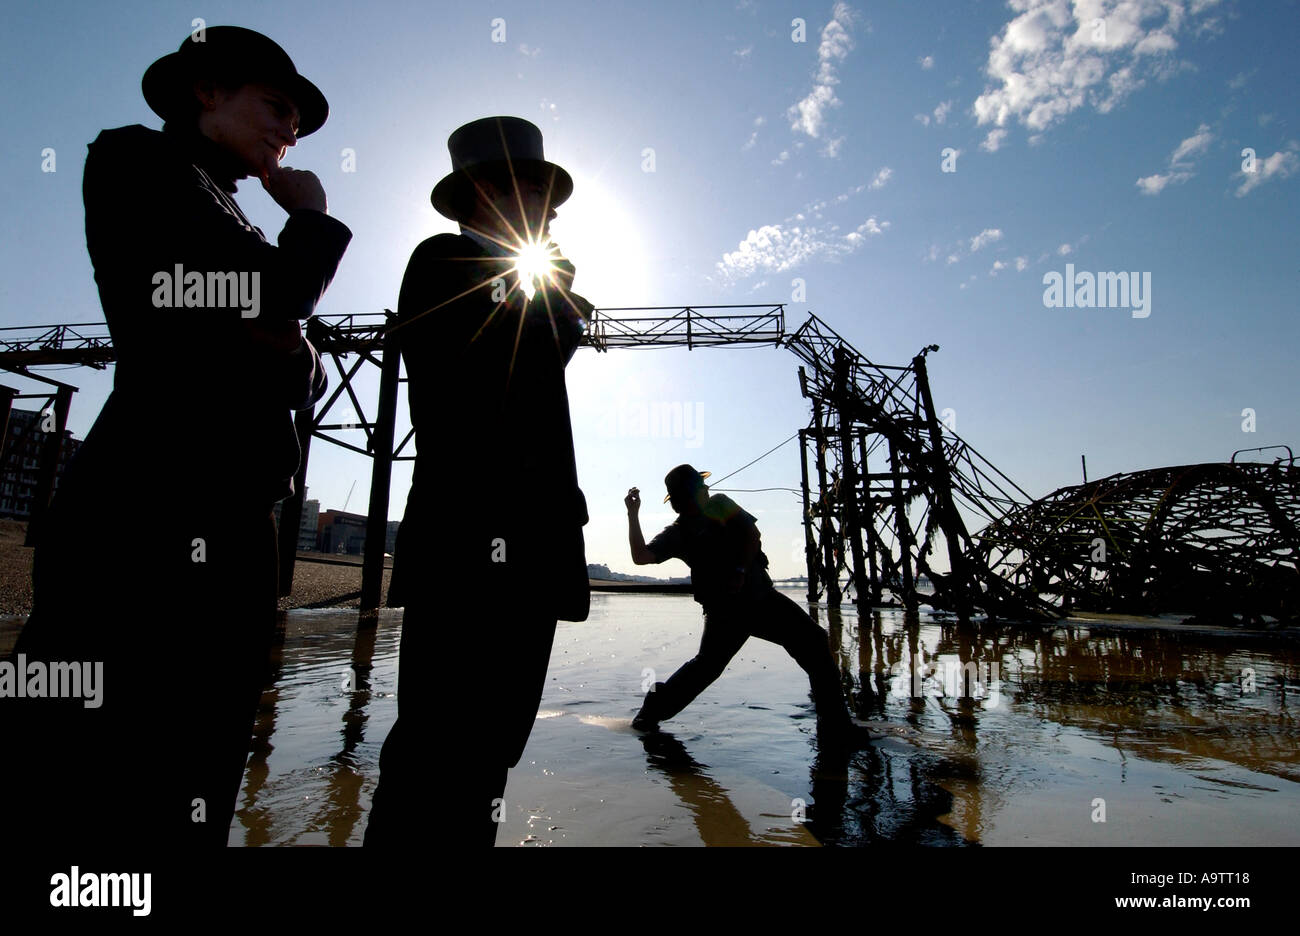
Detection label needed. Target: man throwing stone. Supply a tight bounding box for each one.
[625,465,870,747]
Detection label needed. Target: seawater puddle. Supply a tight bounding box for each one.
[219,591,1299,846]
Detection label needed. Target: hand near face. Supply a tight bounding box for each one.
[262,164,328,214]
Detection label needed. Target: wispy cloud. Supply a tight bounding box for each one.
[788,2,857,143]
[1136,122,1212,195]
[981,128,1007,152]
[716,215,890,282]
[869,167,893,189]
[1235,144,1300,197]
[974,0,1223,148]
[969,228,1003,252]
[919,54,934,69]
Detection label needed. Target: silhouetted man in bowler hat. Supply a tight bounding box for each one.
[6,26,348,849]
[366,117,593,846]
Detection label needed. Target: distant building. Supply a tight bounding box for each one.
[0,407,82,519]
[272,488,320,551]
[317,508,368,555]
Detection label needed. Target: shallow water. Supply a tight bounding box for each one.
[220,588,1300,846]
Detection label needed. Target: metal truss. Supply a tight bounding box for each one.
[974,461,1300,621]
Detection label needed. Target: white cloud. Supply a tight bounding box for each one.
[973,0,1223,148]
[1136,122,1212,195]
[919,55,934,69]
[823,136,846,157]
[1170,123,1214,163]
[772,150,791,166]
[981,128,1008,152]
[989,259,1007,276]
[716,214,889,282]
[933,100,954,125]
[1235,146,1300,197]
[518,43,541,57]
[1015,256,1029,271]
[1057,243,1072,256]
[914,113,931,127]
[969,228,1003,252]
[734,45,753,59]
[788,2,857,141]
[869,166,893,189]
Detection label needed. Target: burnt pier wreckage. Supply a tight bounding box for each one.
[3,306,1296,626]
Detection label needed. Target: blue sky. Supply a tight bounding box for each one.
[2,0,1297,579]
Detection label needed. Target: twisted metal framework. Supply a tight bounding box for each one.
[5,310,1293,626]
[783,314,1055,620]
[974,461,1300,621]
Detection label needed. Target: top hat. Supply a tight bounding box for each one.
[431,116,573,221]
[664,465,711,503]
[142,26,328,137]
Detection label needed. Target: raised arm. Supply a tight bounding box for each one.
[625,487,658,565]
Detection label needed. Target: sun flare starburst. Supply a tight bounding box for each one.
[512,239,560,301]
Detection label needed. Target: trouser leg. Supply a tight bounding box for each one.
[636,611,749,724]
[746,589,853,727]
[9,506,277,849]
[366,598,556,847]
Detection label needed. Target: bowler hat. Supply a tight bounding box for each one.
[664,465,711,503]
[142,26,329,136]
[431,116,573,221]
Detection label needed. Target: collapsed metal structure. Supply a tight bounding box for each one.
[975,457,1299,622]
[3,309,1294,625]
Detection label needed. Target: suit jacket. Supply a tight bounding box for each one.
[388,232,592,621]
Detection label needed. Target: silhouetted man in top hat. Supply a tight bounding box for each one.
[366,117,593,847]
[625,466,871,747]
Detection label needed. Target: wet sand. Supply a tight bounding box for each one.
[226,591,1300,847]
[4,514,1297,846]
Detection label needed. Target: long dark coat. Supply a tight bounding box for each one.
[387,232,591,621]
[6,122,350,848]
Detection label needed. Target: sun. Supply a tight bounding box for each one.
[512,238,560,301]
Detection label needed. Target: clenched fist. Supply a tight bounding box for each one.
[262,164,328,214]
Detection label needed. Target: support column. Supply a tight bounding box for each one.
[360,331,401,619]
[913,352,973,623]
[833,348,868,605]
[812,401,841,607]
[25,384,73,547]
[277,404,316,597]
[0,385,15,469]
[798,428,818,603]
[858,429,881,606]
[888,436,917,611]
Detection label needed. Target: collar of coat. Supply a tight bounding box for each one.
[162,121,246,194]
[458,225,514,258]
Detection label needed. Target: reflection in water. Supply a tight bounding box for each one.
[212,591,1298,846]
